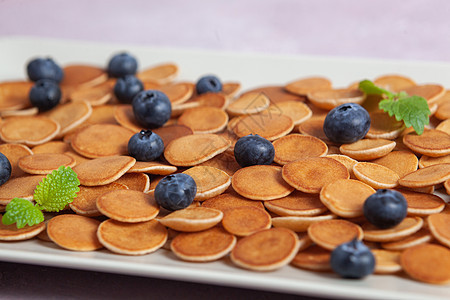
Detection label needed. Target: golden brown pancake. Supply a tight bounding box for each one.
[373,74,416,92]
[273,134,328,165]
[0,116,60,146]
[159,207,223,232]
[0,221,46,241]
[371,150,418,178]
[127,161,177,175]
[241,85,305,103]
[372,249,402,274]
[157,82,194,104]
[381,228,433,250]
[352,162,400,189]
[403,84,445,104]
[366,111,405,139]
[18,153,76,174]
[1,107,38,118]
[226,92,270,116]
[435,118,450,135]
[113,105,140,132]
[61,65,107,89]
[285,77,332,96]
[297,116,333,144]
[398,163,450,188]
[271,214,337,232]
[307,89,365,110]
[222,206,271,236]
[398,189,446,216]
[232,112,294,141]
[264,101,312,126]
[152,124,193,147]
[403,129,450,157]
[221,82,241,98]
[362,217,423,242]
[427,213,450,248]
[0,175,45,204]
[45,101,92,138]
[182,166,230,200]
[0,81,33,111]
[419,154,450,168]
[32,141,71,154]
[339,139,396,161]
[264,191,327,216]
[291,244,331,271]
[0,143,33,178]
[70,80,113,106]
[326,154,358,178]
[114,172,150,192]
[196,152,240,176]
[137,63,178,85]
[307,219,363,250]
[201,192,264,212]
[178,106,228,134]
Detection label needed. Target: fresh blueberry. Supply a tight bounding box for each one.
[107,52,138,78]
[196,75,222,94]
[323,103,371,144]
[29,79,61,111]
[234,134,275,167]
[363,189,407,229]
[128,130,164,162]
[154,173,197,211]
[26,57,64,83]
[0,153,11,186]
[114,75,144,104]
[132,90,172,129]
[330,238,375,279]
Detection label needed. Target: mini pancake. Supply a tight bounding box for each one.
[230,227,299,271]
[69,182,128,216]
[285,77,332,96]
[282,157,349,194]
[64,150,91,166]
[222,206,272,236]
[232,113,294,141]
[137,63,178,85]
[127,161,177,175]
[170,226,236,262]
[264,101,312,125]
[70,81,113,106]
[352,162,399,189]
[156,82,194,105]
[241,85,305,103]
[18,153,76,174]
[427,213,450,248]
[221,82,241,98]
[320,179,375,218]
[435,96,450,120]
[96,189,159,222]
[178,106,228,134]
[47,214,103,251]
[73,156,136,186]
[114,172,150,192]
[164,134,230,166]
[0,143,33,178]
[403,129,450,157]
[61,65,107,89]
[403,84,445,104]
[0,222,46,241]
[264,191,327,216]
[371,150,418,178]
[173,92,228,117]
[196,152,240,176]
[97,219,167,255]
[326,154,358,178]
[372,249,402,274]
[153,124,193,147]
[419,154,450,168]
[226,92,270,116]
[182,166,231,200]
[296,232,314,251]
[232,165,294,200]
[290,244,331,271]
[398,189,446,216]
[307,88,365,110]
[0,81,33,111]
[373,74,416,92]
[381,228,433,250]
[46,100,92,138]
[147,175,163,193]
[339,139,396,161]
[85,105,118,125]
[159,207,223,232]
[1,107,38,118]
[271,213,337,232]
[398,163,450,188]
[400,243,450,284]
[366,111,405,139]
[362,216,423,242]
[0,175,45,204]
[113,105,140,132]
[273,134,328,165]
[297,116,332,144]
[32,141,71,154]
[435,118,450,135]
[201,192,264,212]
[0,116,60,146]
[71,124,135,158]
[307,219,363,250]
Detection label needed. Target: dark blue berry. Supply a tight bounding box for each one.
[196,75,222,94]
[330,238,375,279]
[323,103,371,144]
[114,75,144,104]
[29,79,61,111]
[132,90,172,129]
[107,52,138,78]
[234,134,274,167]
[0,153,11,186]
[363,189,407,229]
[128,130,164,162]
[154,173,197,211]
[26,57,64,83]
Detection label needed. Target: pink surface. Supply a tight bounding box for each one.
[1,0,450,62]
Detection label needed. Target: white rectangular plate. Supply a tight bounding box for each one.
[0,37,449,300]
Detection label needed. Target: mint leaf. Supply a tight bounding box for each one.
[34,166,80,212]
[2,198,44,229]
[359,80,394,98]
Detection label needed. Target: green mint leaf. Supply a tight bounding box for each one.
[34,166,80,212]
[359,80,394,97]
[2,198,44,229]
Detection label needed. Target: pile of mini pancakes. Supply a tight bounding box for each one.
[0,62,449,285]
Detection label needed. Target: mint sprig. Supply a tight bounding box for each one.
[359,80,430,135]
[1,166,80,228]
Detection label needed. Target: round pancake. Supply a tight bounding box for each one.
[291,244,331,271]
[0,81,33,111]
[366,111,405,139]
[400,243,450,284]
[295,232,314,251]
[222,206,272,236]
[241,85,305,103]
[97,219,167,255]
[127,161,177,175]
[0,116,60,146]
[1,107,38,118]
[18,153,76,174]
[427,213,450,248]
[137,63,178,85]
[403,129,450,157]
[232,165,294,200]
[373,74,416,92]
[362,217,423,242]
[114,173,150,192]
[381,228,433,250]
[153,124,193,147]
[226,92,270,116]
[159,207,223,232]
[172,93,228,117]
[285,77,332,96]
[271,213,337,232]
[178,106,228,134]
[157,82,193,104]
[64,150,91,166]
[307,88,365,110]
[264,101,312,126]
[371,150,418,178]
[61,65,107,89]
[264,191,327,216]
[398,163,450,188]
[372,249,402,274]
[170,226,236,262]
[282,157,349,194]
[196,152,240,176]
[352,162,399,189]
[164,134,230,166]
[232,113,294,141]
[339,139,396,161]
[398,189,446,216]
[0,221,46,241]
[230,227,299,271]
[201,192,264,212]
[47,214,103,251]
[46,100,92,138]
[70,80,113,106]
[0,175,45,205]
[85,105,118,125]
[403,84,445,104]
[71,124,135,158]
[320,179,375,218]
[182,166,231,201]
[435,118,450,135]
[273,134,328,165]
[32,141,71,154]
[435,95,450,120]
[221,82,241,98]
[326,154,358,178]
[297,116,333,144]
[307,219,363,250]
[73,155,136,186]
[113,105,141,132]
[0,143,33,178]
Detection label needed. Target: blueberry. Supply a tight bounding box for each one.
[196,75,222,94]
[26,57,64,83]
[114,75,144,104]
[330,238,375,279]
[363,189,407,229]
[0,153,11,186]
[154,173,197,211]
[132,90,172,129]
[29,79,61,111]
[323,103,371,144]
[234,134,274,167]
[128,130,164,161]
[107,52,138,78]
